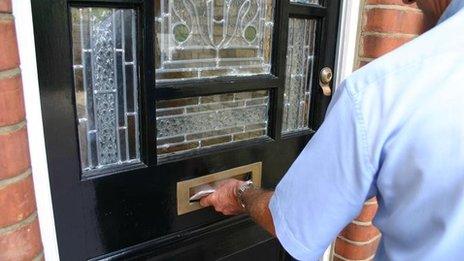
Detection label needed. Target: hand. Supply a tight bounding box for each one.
[200,179,246,215]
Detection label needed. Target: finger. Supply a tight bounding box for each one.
[200,196,212,207]
[214,180,227,189]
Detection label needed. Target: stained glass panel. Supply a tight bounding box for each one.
[156,90,269,158]
[282,19,317,134]
[71,7,140,174]
[154,0,275,82]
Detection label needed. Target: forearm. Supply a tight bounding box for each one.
[241,188,276,236]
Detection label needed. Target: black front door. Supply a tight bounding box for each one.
[31,0,340,260]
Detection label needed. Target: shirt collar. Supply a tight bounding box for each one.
[438,0,464,24]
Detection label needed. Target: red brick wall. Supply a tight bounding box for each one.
[333,1,425,260]
[0,0,44,260]
[357,0,426,66]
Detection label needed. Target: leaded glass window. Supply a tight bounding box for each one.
[71,7,140,174]
[156,90,269,157]
[154,0,275,82]
[282,19,317,133]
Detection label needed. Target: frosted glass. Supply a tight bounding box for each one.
[71,7,140,174]
[282,19,317,134]
[156,91,269,157]
[290,0,320,4]
[155,0,275,82]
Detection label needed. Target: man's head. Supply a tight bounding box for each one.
[403,0,452,28]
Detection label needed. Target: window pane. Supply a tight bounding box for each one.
[71,7,140,174]
[156,90,269,158]
[290,0,320,4]
[282,19,317,134]
[155,0,275,82]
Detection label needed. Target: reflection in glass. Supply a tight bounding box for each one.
[290,0,320,4]
[154,0,275,82]
[282,19,317,134]
[156,91,269,158]
[71,7,140,174]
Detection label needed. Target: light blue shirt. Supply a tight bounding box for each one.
[269,1,464,260]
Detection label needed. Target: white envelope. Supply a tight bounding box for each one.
[189,184,216,201]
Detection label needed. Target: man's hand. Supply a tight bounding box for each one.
[200,178,276,236]
[199,179,245,215]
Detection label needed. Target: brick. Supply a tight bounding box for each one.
[361,34,413,58]
[233,129,266,141]
[364,8,425,35]
[339,223,381,242]
[235,90,268,100]
[245,97,268,106]
[0,174,36,228]
[156,108,184,117]
[0,0,12,13]
[355,202,379,222]
[366,0,419,8]
[157,135,185,146]
[0,72,25,126]
[156,97,199,109]
[0,126,31,180]
[334,236,381,260]
[201,93,234,104]
[157,141,199,155]
[245,123,267,131]
[0,19,20,71]
[0,217,43,261]
[200,135,232,147]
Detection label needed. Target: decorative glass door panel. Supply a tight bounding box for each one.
[32,0,341,259]
[282,19,317,134]
[70,7,141,176]
[155,0,275,81]
[156,90,269,158]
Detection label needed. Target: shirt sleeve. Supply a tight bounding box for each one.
[269,83,378,260]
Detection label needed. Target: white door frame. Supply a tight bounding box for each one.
[12,1,60,260]
[334,0,363,88]
[14,0,361,260]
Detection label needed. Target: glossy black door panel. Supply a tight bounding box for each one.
[108,218,279,260]
[31,0,341,259]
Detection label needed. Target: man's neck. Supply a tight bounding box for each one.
[417,0,452,29]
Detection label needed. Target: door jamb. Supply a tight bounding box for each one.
[12,1,60,260]
[334,0,363,89]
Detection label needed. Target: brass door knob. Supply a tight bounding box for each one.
[319,67,333,96]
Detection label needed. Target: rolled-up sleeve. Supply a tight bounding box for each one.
[269,83,377,260]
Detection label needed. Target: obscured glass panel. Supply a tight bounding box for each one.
[154,0,275,82]
[71,7,140,174]
[156,90,269,158]
[290,0,320,4]
[282,19,317,134]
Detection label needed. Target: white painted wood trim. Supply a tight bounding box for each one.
[322,242,336,261]
[12,1,60,260]
[334,0,363,89]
